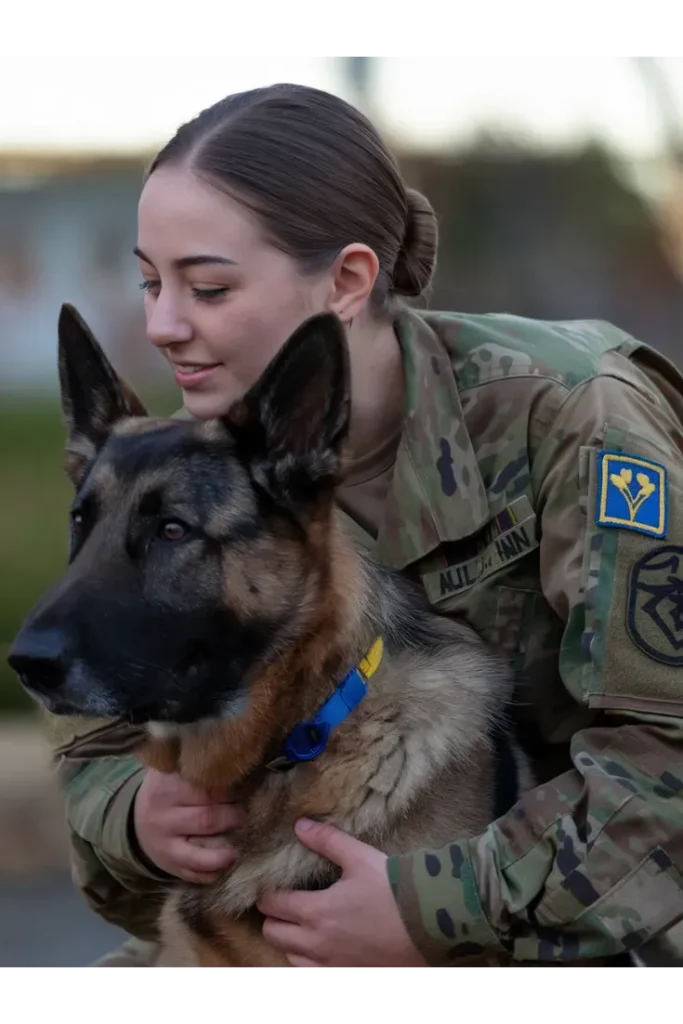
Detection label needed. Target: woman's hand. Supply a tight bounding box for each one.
[133,769,245,883]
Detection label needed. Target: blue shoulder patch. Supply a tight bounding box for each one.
[595,451,668,538]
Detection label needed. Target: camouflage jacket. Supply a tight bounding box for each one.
[46,309,683,963]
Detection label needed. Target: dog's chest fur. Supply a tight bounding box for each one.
[145,641,510,928]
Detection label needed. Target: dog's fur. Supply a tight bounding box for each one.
[10,305,531,967]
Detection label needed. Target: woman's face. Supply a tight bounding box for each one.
[136,166,334,418]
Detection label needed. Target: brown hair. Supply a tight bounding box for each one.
[147,83,438,311]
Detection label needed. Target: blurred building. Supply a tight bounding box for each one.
[2,139,683,394]
[0,153,155,390]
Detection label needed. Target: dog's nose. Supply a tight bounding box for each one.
[8,628,69,692]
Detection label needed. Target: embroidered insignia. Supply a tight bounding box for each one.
[627,545,683,665]
[595,451,667,537]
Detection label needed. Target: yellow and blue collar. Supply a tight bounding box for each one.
[266,637,384,773]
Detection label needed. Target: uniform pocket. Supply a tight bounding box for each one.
[526,843,683,957]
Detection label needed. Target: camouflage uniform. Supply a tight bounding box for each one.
[46,309,683,965]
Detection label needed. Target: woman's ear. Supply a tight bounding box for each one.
[327,243,380,323]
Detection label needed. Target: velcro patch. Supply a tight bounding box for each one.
[627,545,683,666]
[595,451,667,538]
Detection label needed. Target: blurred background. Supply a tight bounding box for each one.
[3,54,683,965]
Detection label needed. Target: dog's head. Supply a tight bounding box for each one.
[8,305,351,724]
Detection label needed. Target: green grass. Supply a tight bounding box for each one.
[0,397,71,712]
[0,386,178,714]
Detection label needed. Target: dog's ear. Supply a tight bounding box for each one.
[58,303,148,486]
[225,312,350,507]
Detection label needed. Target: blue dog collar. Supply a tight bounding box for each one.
[266,637,383,773]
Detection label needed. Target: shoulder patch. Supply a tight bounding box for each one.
[627,545,683,665]
[595,450,667,538]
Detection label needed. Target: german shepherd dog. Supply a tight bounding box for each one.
[9,305,530,967]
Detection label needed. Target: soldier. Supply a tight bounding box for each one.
[47,83,683,966]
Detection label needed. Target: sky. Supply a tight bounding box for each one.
[1,56,682,161]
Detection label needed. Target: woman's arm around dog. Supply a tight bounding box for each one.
[47,715,241,942]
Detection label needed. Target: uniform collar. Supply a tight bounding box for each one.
[375,310,490,570]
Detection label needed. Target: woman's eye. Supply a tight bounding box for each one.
[139,279,160,294]
[192,286,228,302]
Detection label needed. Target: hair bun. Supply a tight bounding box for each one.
[392,188,438,298]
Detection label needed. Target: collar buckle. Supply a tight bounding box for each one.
[266,638,383,773]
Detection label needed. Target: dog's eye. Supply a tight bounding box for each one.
[158,519,189,542]
[71,512,83,534]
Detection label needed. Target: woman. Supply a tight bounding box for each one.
[53,83,683,967]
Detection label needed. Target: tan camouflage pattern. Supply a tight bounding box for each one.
[385,312,683,964]
[42,308,683,965]
[44,673,172,955]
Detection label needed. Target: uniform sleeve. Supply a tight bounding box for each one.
[386,373,683,964]
[46,714,173,940]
